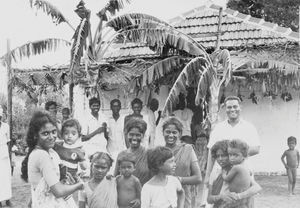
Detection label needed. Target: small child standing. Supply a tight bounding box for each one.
[78,152,118,208]
[141,146,185,208]
[54,119,87,181]
[281,136,300,195]
[116,153,142,208]
[222,139,251,194]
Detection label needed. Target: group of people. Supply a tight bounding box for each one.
[1,94,298,207]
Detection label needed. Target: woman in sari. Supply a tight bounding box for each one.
[115,117,151,186]
[207,140,261,208]
[162,117,202,208]
[78,152,118,208]
[21,111,83,208]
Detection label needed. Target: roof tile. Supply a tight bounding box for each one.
[289,31,300,39]
[261,21,277,29]
[235,12,250,20]
[248,16,263,24]
[275,26,291,34]
[224,8,238,16]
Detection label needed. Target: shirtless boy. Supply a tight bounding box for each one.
[281,136,300,195]
[222,139,251,194]
[116,153,142,208]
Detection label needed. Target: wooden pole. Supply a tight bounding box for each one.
[215,7,223,50]
[6,39,13,156]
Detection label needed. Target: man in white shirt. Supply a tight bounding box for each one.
[204,95,260,185]
[107,99,126,155]
[81,97,109,157]
[142,98,159,148]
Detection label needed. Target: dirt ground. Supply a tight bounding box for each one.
[7,157,300,208]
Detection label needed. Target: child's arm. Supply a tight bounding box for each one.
[79,161,88,170]
[135,177,142,200]
[130,177,142,208]
[222,166,239,182]
[233,176,262,199]
[281,151,288,169]
[177,188,185,208]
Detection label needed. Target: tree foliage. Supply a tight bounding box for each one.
[227,0,300,31]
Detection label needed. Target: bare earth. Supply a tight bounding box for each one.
[8,157,300,208]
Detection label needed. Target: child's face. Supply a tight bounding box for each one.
[62,111,70,120]
[91,159,110,180]
[159,156,176,175]
[195,136,208,149]
[215,149,230,168]
[228,147,245,165]
[119,161,135,178]
[288,141,296,150]
[62,126,79,145]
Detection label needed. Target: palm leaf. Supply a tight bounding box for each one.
[29,0,75,30]
[0,38,71,63]
[106,13,170,31]
[69,18,90,81]
[97,0,131,21]
[98,27,206,60]
[74,0,91,19]
[162,57,207,115]
[194,58,215,106]
[139,56,187,87]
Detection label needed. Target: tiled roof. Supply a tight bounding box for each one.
[104,3,299,60]
[171,4,298,47]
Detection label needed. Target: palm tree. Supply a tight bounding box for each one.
[1,0,232,126]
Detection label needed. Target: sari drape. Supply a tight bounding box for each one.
[172,144,195,208]
[88,178,118,208]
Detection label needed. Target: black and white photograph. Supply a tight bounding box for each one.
[0,0,299,207]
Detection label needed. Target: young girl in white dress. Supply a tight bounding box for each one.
[141,146,185,208]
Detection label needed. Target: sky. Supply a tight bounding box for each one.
[0,0,226,93]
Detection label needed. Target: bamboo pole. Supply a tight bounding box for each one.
[215,7,223,50]
[6,39,13,157]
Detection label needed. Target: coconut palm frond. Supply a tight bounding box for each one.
[194,58,215,106]
[211,49,232,85]
[70,18,90,80]
[0,38,71,63]
[140,56,187,87]
[162,57,207,115]
[29,0,75,30]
